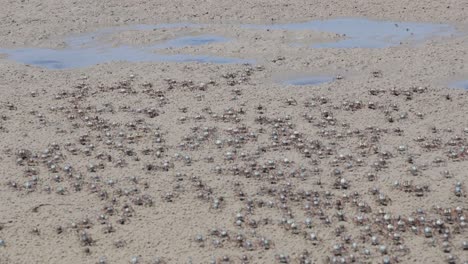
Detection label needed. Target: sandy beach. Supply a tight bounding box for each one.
[0,0,467,263]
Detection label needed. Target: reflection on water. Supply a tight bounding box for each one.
[282,76,335,86]
[244,18,455,48]
[0,19,457,69]
[450,80,468,89]
[0,24,253,69]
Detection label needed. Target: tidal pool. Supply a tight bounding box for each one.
[0,24,253,69]
[282,76,335,86]
[244,18,455,48]
[450,80,468,89]
[0,19,457,69]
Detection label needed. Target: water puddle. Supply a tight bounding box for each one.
[0,47,253,69]
[0,24,252,69]
[148,35,229,49]
[244,18,455,48]
[65,23,201,48]
[282,76,335,86]
[450,80,468,89]
[0,19,458,69]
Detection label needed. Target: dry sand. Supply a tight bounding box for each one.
[0,0,468,263]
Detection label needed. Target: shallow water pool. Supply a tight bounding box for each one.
[450,80,468,89]
[282,76,335,86]
[244,18,455,48]
[0,24,253,69]
[0,19,457,69]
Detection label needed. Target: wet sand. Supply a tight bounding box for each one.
[0,1,467,263]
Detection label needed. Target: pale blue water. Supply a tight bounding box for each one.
[0,47,253,69]
[244,18,455,48]
[0,24,253,69]
[282,76,335,86]
[0,19,457,69]
[450,80,468,89]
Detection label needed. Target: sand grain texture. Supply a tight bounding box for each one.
[0,1,467,264]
